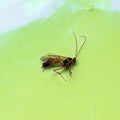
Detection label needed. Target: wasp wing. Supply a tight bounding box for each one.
[40,55,49,62]
[40,54,67,62]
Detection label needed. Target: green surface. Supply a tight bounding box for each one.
[0,2,120,120]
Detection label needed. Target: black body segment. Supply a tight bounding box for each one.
[42,62,50,68]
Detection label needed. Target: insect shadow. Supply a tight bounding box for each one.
[40,31,86,81]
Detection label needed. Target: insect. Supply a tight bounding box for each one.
[40,31,86,81]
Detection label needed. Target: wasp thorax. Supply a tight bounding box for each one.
[63,57,76,67]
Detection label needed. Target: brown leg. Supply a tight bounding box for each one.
[53,67,66,81]
[68,68,72,77]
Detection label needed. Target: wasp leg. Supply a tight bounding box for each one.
[53,68,66,81]
[68,68,72,77]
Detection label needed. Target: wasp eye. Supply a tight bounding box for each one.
[73,58,76,63]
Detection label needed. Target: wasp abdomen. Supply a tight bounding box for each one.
[42,62,50,68]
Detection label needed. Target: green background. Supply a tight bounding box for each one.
[0,1,120,120]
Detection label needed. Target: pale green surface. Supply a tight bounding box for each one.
[0,2,120,120]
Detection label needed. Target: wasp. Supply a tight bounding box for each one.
[40,31,86,81]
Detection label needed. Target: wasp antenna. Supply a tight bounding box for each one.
[72,31,78,57]
[76,35,86,58]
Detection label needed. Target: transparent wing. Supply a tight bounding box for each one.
[40,55,49,62]
[40,54,67,62]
